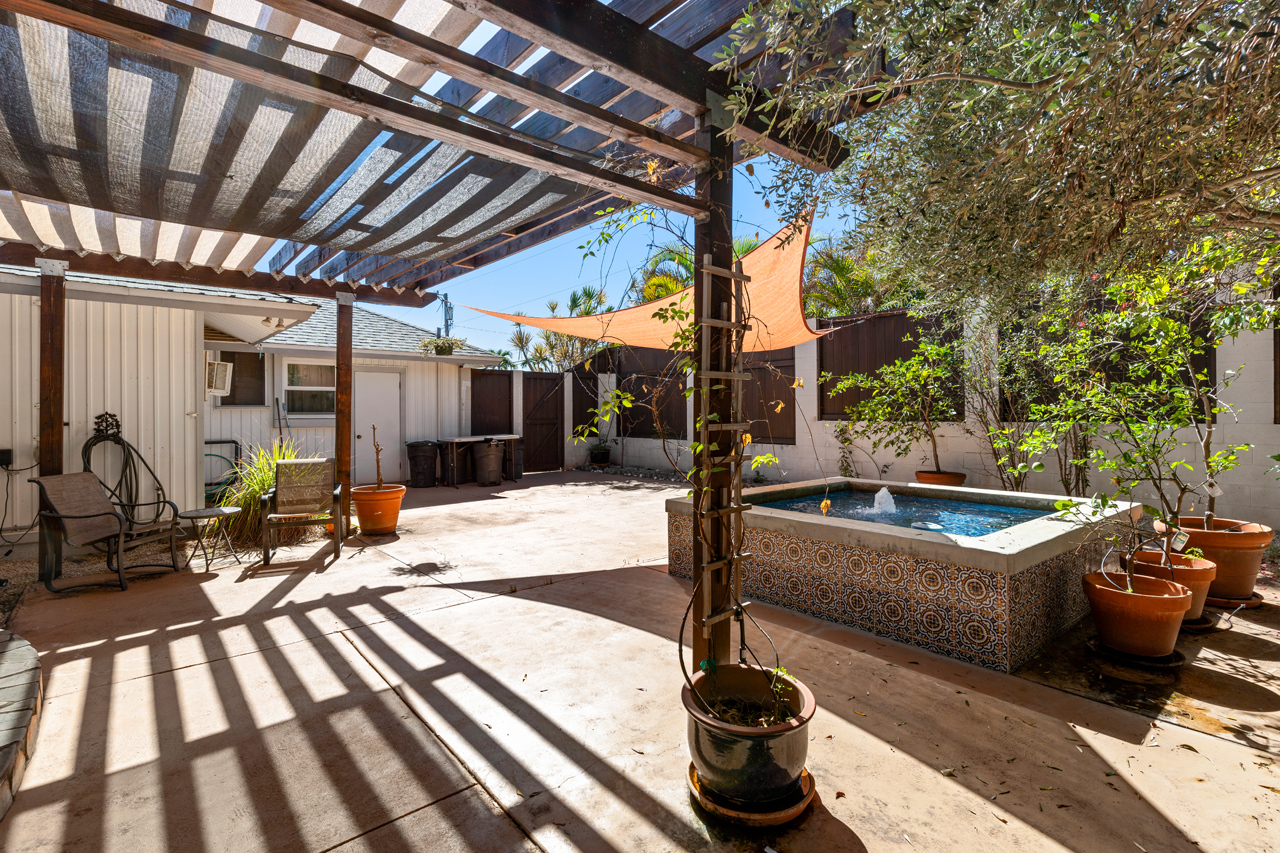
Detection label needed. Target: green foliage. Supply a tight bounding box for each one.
[716,1,1280,307]
[488,349,518,370]
[832,334,967,473]
[217,439,310,546]
[509,286,612,371]
[802,235,922,318]
[1037,238,1279,561]
[628,237,763,305]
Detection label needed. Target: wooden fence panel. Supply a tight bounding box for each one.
[522,372,564,472]
[616,347,687,440]
[817,312,962,421]
[741,347,796,445]
[471,370,513,435]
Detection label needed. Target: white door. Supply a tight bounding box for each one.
[353,372,402,485]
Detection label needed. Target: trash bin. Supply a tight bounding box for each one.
[472,440,504,487]
[503,437,524,481]
[405,440,438,488]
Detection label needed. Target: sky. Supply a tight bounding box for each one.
[363,158,850,354]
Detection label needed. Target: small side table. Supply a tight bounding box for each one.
[180,506,243,571]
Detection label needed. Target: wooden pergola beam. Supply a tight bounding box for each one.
[0,0,709,219]
[257,0,708,167]
[0,243,436,308]
[444,0,848,172]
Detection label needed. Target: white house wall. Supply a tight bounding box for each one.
[203,352,466,483]
[605,329,1280,532]
[1,292,202,538]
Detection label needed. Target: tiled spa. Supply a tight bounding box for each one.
[667,478,1121,672]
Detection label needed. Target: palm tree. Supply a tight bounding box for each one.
[508,286,612,371]
[803,237,913,318]
[629,237,764,305]
[488,349,518,369]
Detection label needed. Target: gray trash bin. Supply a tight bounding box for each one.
[472,440,504,487]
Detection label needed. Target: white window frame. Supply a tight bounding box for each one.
[282,358,337,419]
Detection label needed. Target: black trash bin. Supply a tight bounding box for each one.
[405,440,438,488]
[503,437,524,481]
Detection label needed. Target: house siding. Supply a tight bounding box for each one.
[0,293,202,536]
[203,352,467,484]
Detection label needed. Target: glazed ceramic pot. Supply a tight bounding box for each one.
[1128,551,1217,621]
[1083,572,1191,658]
[1155,517,1273,600]
[350,484,406,535]
[682,664,815,809]
[915,470,967,487]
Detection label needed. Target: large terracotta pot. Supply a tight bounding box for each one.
[682,664,815,810]
[351,484,406,535]
[1155,517,1273,600]
[1082,572,1191,658]
[915,470,967,487]
[1128,551,1217,621]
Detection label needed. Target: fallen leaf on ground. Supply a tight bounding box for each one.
[1261,785,1280,795]
[1106,770,1117,776]
[1057,804,1071,809]
[941,768,955,777]
[853,710,866,716]
[631,747,644,754]
[1046,765,1062,771]
[992,812,1007,824]
[836,791,846,799]
[1177,744,1199,753]
[1039,787,1053,791]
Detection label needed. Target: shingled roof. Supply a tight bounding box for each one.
[264,300,497,362]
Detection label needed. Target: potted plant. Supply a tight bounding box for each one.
[420,336,468,357]
[350,425,406,535]
[1124,238,1276,603]
[681,662,816,811]
[588,440,613,466]
[829,330,969,485]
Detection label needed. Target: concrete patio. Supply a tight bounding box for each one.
[2,471,1277,852]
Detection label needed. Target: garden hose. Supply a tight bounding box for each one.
[81,413,167,526]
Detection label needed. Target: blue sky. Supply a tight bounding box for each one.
[365,159,850,353]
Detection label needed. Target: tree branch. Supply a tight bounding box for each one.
[842,70,1063,97]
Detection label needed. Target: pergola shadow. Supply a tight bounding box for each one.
[434,564,1209,853]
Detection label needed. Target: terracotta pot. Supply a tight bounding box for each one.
[682,664,815,809]
[589,448,612,466]
[1128,551,1217,621]
[350,484,406,535]
[1155,517,1274,600]
[1082,572,1191,658]
[915,470,967,487]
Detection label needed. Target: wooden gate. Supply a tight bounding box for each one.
[471,370,513,434]
[522,372,564,473]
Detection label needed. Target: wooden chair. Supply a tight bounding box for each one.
[260,459,343,565]
[29,472,181,592]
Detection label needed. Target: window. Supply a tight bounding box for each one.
[217,351,266,407]
[286,362,336,414]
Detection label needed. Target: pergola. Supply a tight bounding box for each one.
[0,0,854,666]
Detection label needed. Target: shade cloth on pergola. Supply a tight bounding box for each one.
[467,223,822,352]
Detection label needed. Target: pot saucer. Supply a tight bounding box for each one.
[1180,612,1227,634]
[687,763,814,827]
[1085,637,1185,685]
[1205,591,1263,610]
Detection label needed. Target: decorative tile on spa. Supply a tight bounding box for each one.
[841,547,879,584]
[954,565,1008,610]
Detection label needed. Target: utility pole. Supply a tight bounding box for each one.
[442,293,453,337]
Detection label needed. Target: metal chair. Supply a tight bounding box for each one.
[260,459,343,565]
[29,472,181,592]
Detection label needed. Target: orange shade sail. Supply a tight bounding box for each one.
[465,223,824,352]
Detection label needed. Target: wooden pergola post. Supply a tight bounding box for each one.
[690,113,735,668]
[335,293,354,530]
[36,258,68,582]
